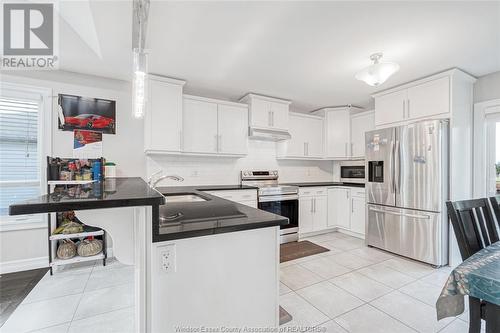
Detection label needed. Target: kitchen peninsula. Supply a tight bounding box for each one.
[9,177,288,331]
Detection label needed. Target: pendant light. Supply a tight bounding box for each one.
[132,0,150,119]
[355,53,399,86]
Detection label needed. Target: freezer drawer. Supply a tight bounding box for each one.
[366,204,447,266]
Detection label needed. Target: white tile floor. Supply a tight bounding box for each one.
[282,232,471,333]
[1,259,134,333]
[1,232,471,333]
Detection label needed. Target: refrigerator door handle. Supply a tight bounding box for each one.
[368,207,402,216]
[390,139,395,193]
[395,140,401,194]
[402,213,431,220]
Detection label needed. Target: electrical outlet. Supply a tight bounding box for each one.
[159,244,176,273]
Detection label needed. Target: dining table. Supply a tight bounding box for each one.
[436,241,500,333]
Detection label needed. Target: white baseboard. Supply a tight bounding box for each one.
[0,248,114,274]
[0,256,48,274]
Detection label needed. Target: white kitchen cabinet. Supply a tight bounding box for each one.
[374,89,407,127]
[350,196,366,235]
[277,113,323,159]
[183,98,219,154]
[218,104,248,155]
[203,189,257,208]
[322,108,351,159]
[406,76,450,120]
[299,187,328,234]
[350,111,375,158]
[299,197,314,234]
[183,95,248,156]
[144,76,185,153]
[373,69,475,128]
[327,187,350,229]
[240,94,291,131]
[313,196,328,231]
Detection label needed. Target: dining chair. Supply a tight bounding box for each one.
[447,198,500,333]
[488,196,500,227]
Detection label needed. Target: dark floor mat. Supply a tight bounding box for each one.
[0,267,48,327]
[279,306,292,325]
[280,240,329,263]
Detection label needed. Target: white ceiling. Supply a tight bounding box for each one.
[57,1,500,111]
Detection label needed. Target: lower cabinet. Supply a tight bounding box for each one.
[350,196,366,234]
[203,189,258,208]
[298,187,327,234]
[327,187,366,237]
[327,187,351,229]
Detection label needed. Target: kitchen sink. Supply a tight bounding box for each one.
[164,194,207,203]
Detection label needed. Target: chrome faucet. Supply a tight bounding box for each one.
[148,173,184,188]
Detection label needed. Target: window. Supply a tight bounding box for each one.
[486,115,500,196]
[0,83,50,227]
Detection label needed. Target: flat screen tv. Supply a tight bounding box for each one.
[58,94,116,134]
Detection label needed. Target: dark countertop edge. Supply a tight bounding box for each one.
[9,197,164,215]
[153,218,288,242]
[281,182,365,188]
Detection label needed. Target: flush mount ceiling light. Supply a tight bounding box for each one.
[355,53,400,87]
[132,0,150,119]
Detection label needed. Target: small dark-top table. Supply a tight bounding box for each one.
[436,242,500,333]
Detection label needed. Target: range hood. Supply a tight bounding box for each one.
[248,127,291,141]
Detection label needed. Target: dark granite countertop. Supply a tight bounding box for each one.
[9,177,165,215]
[153,186,288,242]
[280,182,365,188]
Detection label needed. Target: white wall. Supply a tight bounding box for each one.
[0,71,145,273]
[146,140,334,186]
[474,71,500,103]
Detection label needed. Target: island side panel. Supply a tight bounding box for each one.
[134,205,155,333]
[150,226,280,331]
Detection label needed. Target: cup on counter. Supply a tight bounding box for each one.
[104,162,116,178]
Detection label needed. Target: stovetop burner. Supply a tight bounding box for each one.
[240,170,299,197]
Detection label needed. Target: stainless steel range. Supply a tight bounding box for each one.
[241,170,299,243]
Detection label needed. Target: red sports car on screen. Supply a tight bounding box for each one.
[64,114,115,130]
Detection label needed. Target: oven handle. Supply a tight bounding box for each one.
[258,194,299,202]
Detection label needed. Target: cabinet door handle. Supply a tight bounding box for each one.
[407,99,410,119]
[402,100,406,118]
[351,143,353,156]
[306,142,309,156]
[218,135,222,151]
[304,142,307,156]
[346,191,349,199]
[268,110,272,127]
[180,131,183,150]
[271,111,274,127]
[310,199,313,213]
[352,198,354,213]
[214,134,218,151]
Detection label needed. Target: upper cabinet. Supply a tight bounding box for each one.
[240,94,291,134]
[144,75,248,157]
[350,111,375,159]
[183,95,248,156]
[144,75,186,154]
[373,69,475,128]
[277,112,323,159]
[320,107,351,159]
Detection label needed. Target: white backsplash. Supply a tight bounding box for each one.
[146,140,336,186]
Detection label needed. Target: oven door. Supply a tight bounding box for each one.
[258,195,299,243]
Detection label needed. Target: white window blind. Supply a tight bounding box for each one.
[0,96,40,216]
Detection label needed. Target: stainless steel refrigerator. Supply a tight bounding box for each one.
[365,119,449,266]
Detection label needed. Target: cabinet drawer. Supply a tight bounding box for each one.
[350,188,366,197]
[204,189,257,202]
[299,187,327,197]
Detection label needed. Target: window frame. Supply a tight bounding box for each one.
[0,81,52,231]
[473,98,500,198]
